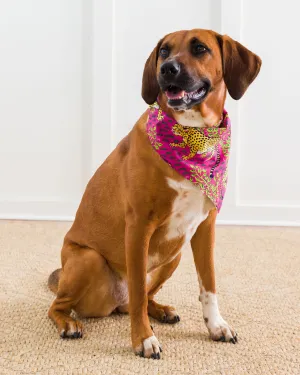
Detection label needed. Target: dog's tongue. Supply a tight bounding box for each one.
[165,88,185,100]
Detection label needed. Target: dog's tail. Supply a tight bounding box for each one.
[48,268,62,294]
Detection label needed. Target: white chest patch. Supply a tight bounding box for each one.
[166,178,214,242]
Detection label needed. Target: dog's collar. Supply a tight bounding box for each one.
[146,102,231,212]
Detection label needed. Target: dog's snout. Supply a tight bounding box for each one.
[160,61,180,78]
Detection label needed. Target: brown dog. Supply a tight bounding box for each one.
[48,29,261,359]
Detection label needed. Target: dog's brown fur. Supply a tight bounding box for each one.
[48,29,261,358]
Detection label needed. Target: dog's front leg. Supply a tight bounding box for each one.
[191,209,237,344]
[125,212,162,359]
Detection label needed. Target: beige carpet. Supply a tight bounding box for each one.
[0,221,299,375]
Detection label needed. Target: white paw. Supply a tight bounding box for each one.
[199,290,237,344]
[205,316,237,343]
[136,335,162,359]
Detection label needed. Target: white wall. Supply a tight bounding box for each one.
[111,0,219,147]
[0,0,84,219]
[1,0,299,225]
[217,0,300,226]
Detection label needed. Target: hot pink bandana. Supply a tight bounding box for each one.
[146,102,231,212]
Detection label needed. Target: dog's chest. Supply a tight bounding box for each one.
[165,177,214,242]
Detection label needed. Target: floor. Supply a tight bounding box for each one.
[0,221,299,375]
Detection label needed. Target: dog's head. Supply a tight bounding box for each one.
[142,29,261,122]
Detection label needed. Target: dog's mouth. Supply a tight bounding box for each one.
[163,81,210,110]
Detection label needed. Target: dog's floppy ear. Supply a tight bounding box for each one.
[142,38,164,104]
[216,34,262,100]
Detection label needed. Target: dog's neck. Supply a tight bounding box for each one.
[158,81,226,128]
[172,109,219,128]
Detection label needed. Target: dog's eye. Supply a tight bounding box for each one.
[159,48,169,58]
[193,44,207,55]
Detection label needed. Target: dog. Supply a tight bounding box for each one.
[48,29,261,359]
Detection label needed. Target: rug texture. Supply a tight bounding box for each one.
[0,221,299,375]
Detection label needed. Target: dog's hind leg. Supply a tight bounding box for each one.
[48,268,62,294]
[48,244,118,338]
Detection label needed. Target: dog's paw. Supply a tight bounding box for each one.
[205,317,237,344]
[148,300,180,324]
[163,309,180,324]
[59,319,83,339]
[135,335,162,359]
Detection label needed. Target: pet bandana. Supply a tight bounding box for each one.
[146,102,231,212]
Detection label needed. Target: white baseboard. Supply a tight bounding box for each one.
[1,214,299,227]
[1,199,299,226]
[0,200,78,222]
[0,214,74,222]
[216,219,300,227]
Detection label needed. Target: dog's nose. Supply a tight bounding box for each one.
[160,60,180,78]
